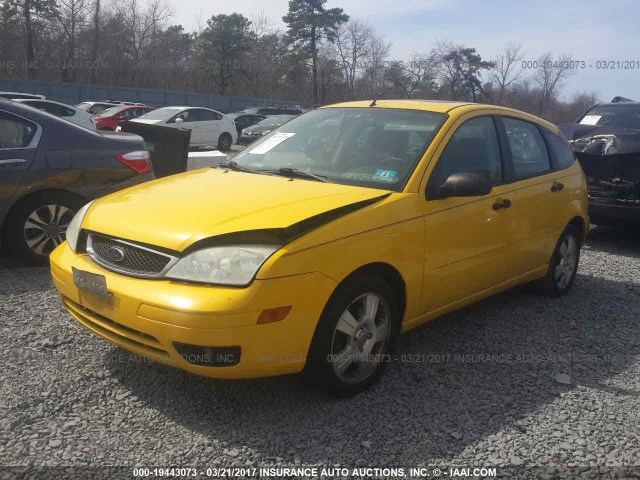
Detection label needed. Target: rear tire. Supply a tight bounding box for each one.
[218,133,233,151]
[4,191,85,266]
[537,224,581,297]
[304,275,400,397]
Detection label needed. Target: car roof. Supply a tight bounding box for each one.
[324,99,558,132]
[0,98,96,128]
[589,102,640,108]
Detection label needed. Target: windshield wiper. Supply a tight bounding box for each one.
[217,161,258,174]
[263,167,329,183]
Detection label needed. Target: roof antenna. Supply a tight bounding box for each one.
[369,91,386,107]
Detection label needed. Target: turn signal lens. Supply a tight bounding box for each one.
[257,306,292,325]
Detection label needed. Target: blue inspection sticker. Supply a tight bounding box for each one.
[374,169,398,182]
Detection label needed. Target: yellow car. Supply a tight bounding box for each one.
[50,100,588,396]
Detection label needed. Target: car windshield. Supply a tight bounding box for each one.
[137,107,183,120]
[257,115,295,126]
[579,104,640,129]
[99,106,127,117]
[232,107,446,192]
[75,102,90,110]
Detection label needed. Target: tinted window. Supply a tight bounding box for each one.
[0,112,37,148]
[503,117,551,179]
[578,104,640,129]
[88,104,111,115]
[199,109,222,121]
[172,109,198,122]
[45,102,75,117]
[430,116,502,187]
[542,129,575,170]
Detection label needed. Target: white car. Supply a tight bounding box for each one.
[131,106,238,150]
[15,99,96,130]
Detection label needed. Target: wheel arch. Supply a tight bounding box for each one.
[568,215,588,244]
[337,262,407,322]
[1,188,87,241]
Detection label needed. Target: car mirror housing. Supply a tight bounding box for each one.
[436,172,493,199]
[174,117,184,124]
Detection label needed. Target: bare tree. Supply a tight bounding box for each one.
[53,0,90,81]
[332,19,373,99]
[534,52,574,117]
[359,31,390,98]
[491,41,525,105]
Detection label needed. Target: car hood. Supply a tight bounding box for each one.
[83,168,390,252]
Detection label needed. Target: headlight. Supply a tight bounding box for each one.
[66,201,95,252]
[261,130,271,135]
[165,245,280,286]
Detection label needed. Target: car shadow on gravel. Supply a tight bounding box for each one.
[585,225,640,257]
[105,271,640,465]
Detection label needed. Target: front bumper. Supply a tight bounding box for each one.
[50,244,336,378]
[589,196,640,224]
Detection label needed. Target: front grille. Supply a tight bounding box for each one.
[87,234,175,277]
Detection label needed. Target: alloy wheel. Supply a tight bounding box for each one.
[23,204,74,256]
[330,292,391,383]
[554,234,578,289]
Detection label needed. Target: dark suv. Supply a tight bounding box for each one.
[0,100,154,265]
[559,97,640,225]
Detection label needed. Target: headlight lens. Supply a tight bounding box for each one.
[66,201,95,252]
[165,245,279,286]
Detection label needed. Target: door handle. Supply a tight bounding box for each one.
[551,181,564,192]
[493,199,512,210]
[0,159,28,166]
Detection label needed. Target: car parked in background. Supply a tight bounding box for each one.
[238,115,297,144]
[235,106,303,116]
[0,99,153,265]
[131,106,237,150]
[559,97,640,226]
[15,99,96,130]
[75,101,117,115]
[93,105,156,131]
[50,100,588,396]
[0,92,46,100]
[229,113,266,137]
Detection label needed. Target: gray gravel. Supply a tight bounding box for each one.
[0,227,639,475]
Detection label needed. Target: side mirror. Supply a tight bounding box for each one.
[174,117,184,124]
[437,172,492,199]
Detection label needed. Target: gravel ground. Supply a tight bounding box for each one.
[0,227,639,477]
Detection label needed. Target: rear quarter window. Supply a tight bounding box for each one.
[542,129,576,170]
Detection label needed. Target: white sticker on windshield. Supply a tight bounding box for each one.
[580,115,602,125]
[248,132,295,154]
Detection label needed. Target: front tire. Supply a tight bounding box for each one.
[218,132,233,151]
[305,275,400,397]
[5,192,85,266]
[537,224,581,297]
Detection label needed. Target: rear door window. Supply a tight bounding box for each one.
[199,109,223,121]
[503,117,552,179]
[0,112,38,148]
[542,129,576,170]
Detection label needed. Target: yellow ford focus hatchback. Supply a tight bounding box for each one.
[51,100,588,395]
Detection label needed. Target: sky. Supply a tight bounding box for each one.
[168,0,640,102]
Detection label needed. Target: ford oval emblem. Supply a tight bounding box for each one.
[107,246,125,263]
